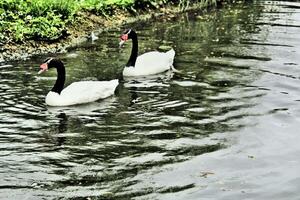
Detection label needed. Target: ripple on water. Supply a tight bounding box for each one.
[1,1,300,199]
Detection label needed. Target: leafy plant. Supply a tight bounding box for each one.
[0,0,231,44]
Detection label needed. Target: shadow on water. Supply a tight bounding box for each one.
[3,1,300,199]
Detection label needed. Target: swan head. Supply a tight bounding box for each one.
[119,29,134,47]
[38,58,62,74]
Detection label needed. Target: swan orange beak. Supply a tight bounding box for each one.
[38,63,48,74]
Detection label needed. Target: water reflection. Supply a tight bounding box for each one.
[53,112,68,146]
[2,1,299,199]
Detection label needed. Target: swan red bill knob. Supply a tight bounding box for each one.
[38,63,48,74]
[120,34,128,41]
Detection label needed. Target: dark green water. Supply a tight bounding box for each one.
[1,1,300,199]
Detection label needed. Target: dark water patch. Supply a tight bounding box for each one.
[282,5,300,9]
[240,40,294,47]
[145,132,181,140]
[165,144,223,157]
[268,108,289,114]
[254,86,271,91]
[158,183,195,193]
[264,11,298,14]
[210,80,237,87]
[0,185,33,189]
[259,69,299,79]
[218,52,272,61]
[204,59,252,69]
[284,62,298,65]
[256,22,300,28]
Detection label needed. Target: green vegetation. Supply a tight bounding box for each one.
[0,0,77,43]
[0,0,227,44]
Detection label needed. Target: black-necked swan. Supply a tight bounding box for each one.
[38,58,118,106]
[119,29,177,77]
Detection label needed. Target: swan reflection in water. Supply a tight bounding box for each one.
[116,70,176,107]
[55,112,67,146]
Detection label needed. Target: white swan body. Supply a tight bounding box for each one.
[120,29,177,77]
[38,58,118,107]
[46,80,118,106]
[123,49,175,77]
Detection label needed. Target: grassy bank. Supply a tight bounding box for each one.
[0,0,226,44]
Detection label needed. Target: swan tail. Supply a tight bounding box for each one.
[166,49,176,60]
[110,79,119,89]
[166,49,180,73]
[170,65,181,73]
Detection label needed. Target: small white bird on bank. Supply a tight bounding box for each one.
[38,58,118,106]
[91,31,99,42]
[119,29,178,77]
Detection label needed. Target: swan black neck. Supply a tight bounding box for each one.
[126,31,138,67]
[51,60,65,94]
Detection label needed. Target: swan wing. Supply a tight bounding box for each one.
[46,79,118,106]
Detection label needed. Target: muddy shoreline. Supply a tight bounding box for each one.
[0,2,228,63]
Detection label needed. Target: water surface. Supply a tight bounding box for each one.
[1,1,300,199]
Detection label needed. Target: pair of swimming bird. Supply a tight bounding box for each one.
[38,29,176,107]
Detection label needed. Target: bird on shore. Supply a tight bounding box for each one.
[38,58,118,106]
[119,29,177,77]
[91,31,99,42]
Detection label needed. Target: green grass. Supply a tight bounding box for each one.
[0,0,229,44]
[0,0,79,43]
